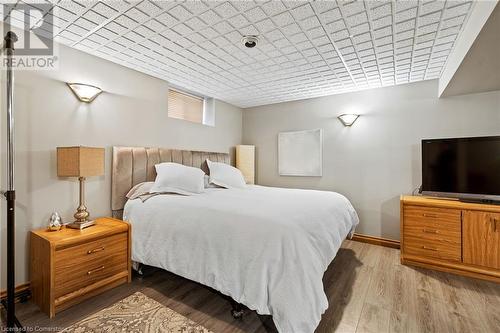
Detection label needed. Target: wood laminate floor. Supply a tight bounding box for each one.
[11,240,500,332]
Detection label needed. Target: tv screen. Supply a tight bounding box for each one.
[421,136,500,201]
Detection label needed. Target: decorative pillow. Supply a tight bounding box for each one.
[206,159,246,189]
[126,182,154,200]
[151,163,205,195]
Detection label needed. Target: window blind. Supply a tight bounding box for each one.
[168,89,204,123]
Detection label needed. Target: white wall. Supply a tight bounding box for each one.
[243,80,500,241]
[0,44,243,287]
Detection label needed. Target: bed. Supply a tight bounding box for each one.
[112,146,359,333]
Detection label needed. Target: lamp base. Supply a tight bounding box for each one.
[67,220,95,230]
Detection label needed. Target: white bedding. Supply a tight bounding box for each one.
[123,185,359,333]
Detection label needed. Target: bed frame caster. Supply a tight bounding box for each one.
[230,300,244,319]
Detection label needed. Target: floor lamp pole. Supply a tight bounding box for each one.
[3,30,22,330]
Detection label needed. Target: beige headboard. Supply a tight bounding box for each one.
[111,146,230,218]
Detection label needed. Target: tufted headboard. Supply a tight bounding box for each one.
[111,146,230,218]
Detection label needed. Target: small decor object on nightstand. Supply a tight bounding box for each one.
[57,146,105,229]
[47,212,62,231]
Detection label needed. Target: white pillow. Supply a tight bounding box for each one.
[207,159,246,189]
[151,163,205,195]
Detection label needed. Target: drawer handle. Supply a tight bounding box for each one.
[423,213,438,218]
[491,218,498,232]
[87,266,105,275]
[422,246,438,251]
[87,247,105,254]
[423,228,438,234]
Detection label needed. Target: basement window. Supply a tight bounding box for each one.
[168,88,211,124]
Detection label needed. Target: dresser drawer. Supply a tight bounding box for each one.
[403,236,461,262]
[404,205,461,232]
[54,233,128,298]
[403,218,461,243]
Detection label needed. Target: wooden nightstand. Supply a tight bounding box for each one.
[30,217,131,318]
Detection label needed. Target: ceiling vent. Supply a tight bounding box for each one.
[242,35,259,48]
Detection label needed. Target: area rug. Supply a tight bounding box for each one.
[61,292,213,333]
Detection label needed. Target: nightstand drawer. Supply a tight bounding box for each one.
[54,256,127,299]
[54,233,128,298]
[55,232,127,267]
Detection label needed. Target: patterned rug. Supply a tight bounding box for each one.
[62,292,213,333]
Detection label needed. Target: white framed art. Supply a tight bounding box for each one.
[278,129,323,176]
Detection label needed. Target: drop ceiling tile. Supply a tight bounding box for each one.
[302,15,322,30]
[245,6,267,22]
[346,11,368,27]
[370,3,391,20]
[291,3,315,20]
[125,8,150,23]
[94,27,118,40]
[172,5,196,21]
[114,14,137,28]
[372,15,392,30]
[82,9,107,25]
[320,7,342,24]
[312,1,338,14]
[255,18,276,32]
[419,10,442,27]
[228,14,249,28]
[441,15,466,29]
[213,2,239,18]
[199,10,221,25]
[134,25,156,38]
[420,1,445,16]
[342,0,367,17]
[396,29,414,41]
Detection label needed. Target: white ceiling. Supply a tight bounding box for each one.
[3,1,475,108]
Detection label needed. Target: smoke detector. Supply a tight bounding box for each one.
[242,35,259,48]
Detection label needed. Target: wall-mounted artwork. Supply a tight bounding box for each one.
[278,129,323,177]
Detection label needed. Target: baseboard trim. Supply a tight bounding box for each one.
[352,233,400,249]
[0,282,31,302]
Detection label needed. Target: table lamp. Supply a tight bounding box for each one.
[57,146,105,229]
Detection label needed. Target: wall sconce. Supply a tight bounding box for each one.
[337,114,360,126]
[67,83,102,103]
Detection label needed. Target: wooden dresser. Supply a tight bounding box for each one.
[30,217,131,317]
[401,196,500,283]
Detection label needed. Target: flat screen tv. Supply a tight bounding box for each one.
[421,136,500,202]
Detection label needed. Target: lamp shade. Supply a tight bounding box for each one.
[57,146,105,177]
[236,145,255,184]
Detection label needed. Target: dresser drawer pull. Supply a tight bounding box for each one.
[87,266,105,275]
[423,228,438,234]
[87,246,105,254]
[422,213,438,218]
[422,246,438,251]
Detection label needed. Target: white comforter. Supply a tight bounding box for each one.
[124,185,359,333]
